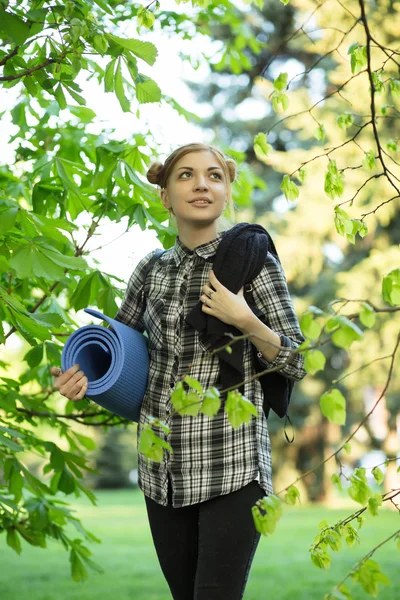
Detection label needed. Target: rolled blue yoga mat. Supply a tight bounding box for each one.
[61,308,149,421]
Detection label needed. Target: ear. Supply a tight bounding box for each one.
[160,188,168,208]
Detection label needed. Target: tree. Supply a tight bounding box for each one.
[0,0,399,596]
[185,0,400,505]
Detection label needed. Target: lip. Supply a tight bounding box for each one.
[189,197,212,203]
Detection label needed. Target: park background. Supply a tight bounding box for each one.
[0,0,399,598]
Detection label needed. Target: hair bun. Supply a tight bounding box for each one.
[225,158,237,183]
[147,162,164,186]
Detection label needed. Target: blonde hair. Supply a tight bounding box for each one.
[146,143,237,231]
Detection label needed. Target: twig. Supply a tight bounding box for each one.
[275,331,400,495]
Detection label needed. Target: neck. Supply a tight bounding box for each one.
[177,222,219,250]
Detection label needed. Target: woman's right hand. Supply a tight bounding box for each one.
[50,364,88,401]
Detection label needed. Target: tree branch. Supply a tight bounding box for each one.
[0,46,19,67]
[0,58,57,81]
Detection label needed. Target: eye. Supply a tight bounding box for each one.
[211,172,223,180]
[179,171,192,178]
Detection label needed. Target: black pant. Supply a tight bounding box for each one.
[144,478,263,600]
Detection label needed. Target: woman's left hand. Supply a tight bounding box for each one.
[200,270,253,329]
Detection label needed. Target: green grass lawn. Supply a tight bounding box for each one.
[0,489,398,600]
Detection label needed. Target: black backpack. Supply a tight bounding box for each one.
[143,249,295,442]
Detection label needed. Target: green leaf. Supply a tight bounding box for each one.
[386,139,398,152]
[38,244,87,271]
[183,375,203,394]
[69,272,98,311]
[304,350,326,375]
[225,390,258,429]
[254,132,272,161]
[137,6,156,29]
[0,432,24,452]
[362,150,376,170]
[14,312,50,342]
[104,58,116,93]
[367,493,383,516]
[108,35,158,66]
[382,269,400,306]
[200,387,221,418]
[348,467,371,505]
[70,549,89,582]
[138,426,171,462]
[74,432,97,451]
[58,466,76,494]
[310,548,331,570]
[180,391,202,416]
[54,84,67,110]
[298,168,307,184]
[115,58,130,112]
[336,112,354,129]
[331,317,363,349]
[0,8,31,45]
[343,442,351,455]
[23,344,44,368]
[135,74,162,104]
[6,528,22,555]
[320,389,346,425]
[64,86,86,106]
[372,466,384,485]
[30,312,64,328]
[271,90,289,112]
[331,473,343,491]
[280,175,299,201]
[0,207,18,235]
[9,466,23,502]
[389,78,400,96]
[301,312,321,339]
[69,105,96,123]
[50,447,65,472]
[348,43,367,74]
[359,303,376,328]
[92,0,114,15]
[325,530,342,552]
[284,485,300,505]
[315,124,326,142]
[325,161,345,199]
[273,72,288,91]
[344,524,360,548]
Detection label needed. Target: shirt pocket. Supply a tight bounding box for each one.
[143,297,166,351]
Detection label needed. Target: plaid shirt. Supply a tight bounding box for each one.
[115,233,306,507]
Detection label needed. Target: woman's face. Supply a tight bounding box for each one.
[160,150,228,227]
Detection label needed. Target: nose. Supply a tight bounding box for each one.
[193,176,209,191]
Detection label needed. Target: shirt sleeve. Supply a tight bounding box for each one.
[114,249,158,332]
[250,251,306,382]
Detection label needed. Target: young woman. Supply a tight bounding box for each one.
[51,143,306,599]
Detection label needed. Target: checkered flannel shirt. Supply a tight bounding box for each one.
[115,232,306,507]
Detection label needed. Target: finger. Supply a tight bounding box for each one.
[71,382,88,402]
[66,378,86,399]
[50,366,62,377]
[59,370,85,396]
[56,364,81,388]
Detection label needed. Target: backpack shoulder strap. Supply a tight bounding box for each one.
[142,249,168,307]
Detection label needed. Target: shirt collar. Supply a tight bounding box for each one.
[171,232,225,266]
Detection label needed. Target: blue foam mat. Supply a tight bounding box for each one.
[61,308,149,421]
